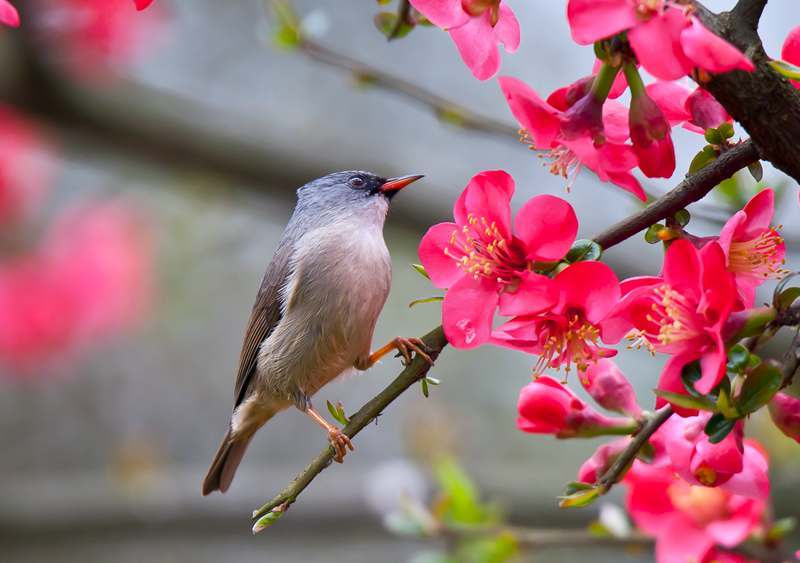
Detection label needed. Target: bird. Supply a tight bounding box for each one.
[202,170,430,496]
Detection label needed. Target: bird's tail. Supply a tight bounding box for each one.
[202,427,255,496]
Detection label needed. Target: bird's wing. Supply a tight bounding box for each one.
[232,236,294,407]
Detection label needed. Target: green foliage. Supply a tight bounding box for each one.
[565,239,603,262]
[412,263,431,279]
[558,481,601,508]
[653,389,715,411]
[326,400,349,425]
[769,59,800,80]
[644,223,666,244]
[737,360,782,415]
[689,145,718,174]
[374,12,414,39]
[409,296,444,308]
[704,413,736,444]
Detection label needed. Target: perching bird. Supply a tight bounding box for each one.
[202,170,429,496]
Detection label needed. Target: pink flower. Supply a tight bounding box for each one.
[566,1,753,80]
[604,240,737,403]
[715,188,785,309]
[35,0,164,76]
[499,76,645,200]
[781,26,800,88]
[768,392,800,443]
[408,0,519,80]
[418,170,577,348]
[580,358,642,417]
[0,0,19,27]
[625,460,767,563]
[0,201,153,373]
[577,437,629,484]
[647,82,731,133]
[491,261,621,374]
[659,414,770,497]
[517,376,635,438]
[628,89,676,178]
[0,106,56,227]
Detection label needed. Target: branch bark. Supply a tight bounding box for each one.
[593,140,759,249]
[692,2,800,183]
[251,326,448,527]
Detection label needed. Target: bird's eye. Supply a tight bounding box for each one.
[349,177,365,188]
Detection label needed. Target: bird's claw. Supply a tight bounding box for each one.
[328,427,354,463]
[394,337,434,366]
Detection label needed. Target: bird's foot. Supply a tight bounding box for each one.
[328,427,354,463]
[393,337,434,366]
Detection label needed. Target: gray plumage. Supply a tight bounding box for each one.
[202,170,415,495]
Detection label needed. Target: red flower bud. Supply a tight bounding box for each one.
[580,359,642,418]
[516,376,636,438]
[561,92,605,143]
[629,90,675,178]
[578,437,629,484]
[768,392,800,443]
[686,88,729,130]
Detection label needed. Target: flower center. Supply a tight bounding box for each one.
[534,313,608,375]
[444,213,528,284]
[519,130,582,193]
[651,283,704,346]
[669,482,730,526]
[728,228,787,279]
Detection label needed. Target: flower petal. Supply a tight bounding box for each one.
[781,26,800,88]
[499,76,561,148]
[646,81,692,125]
[442,275,498,348]
[681,17,755,74]
[493,3,520,53]
[408,0,468,28]
[449,14,501,80]
[629,10,692,81]
[418,222,464,289]
[454,170,515,239]
[0,0,19,27]
[566,0,638,45]
[662,239,702,300]
[498,271,556,316]
[556,261,620,323]
[737,188,775,241]
[513,194,578,262]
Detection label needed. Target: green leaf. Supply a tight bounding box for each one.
[766,517,797,542]
[408,296,443,308]
[737,360,782,414]
[644,224,666,244]
[716,174,747,209]
[411,263,430,279]
[565,239,602,263]
[421,378,429,398]
[681,361,703,398]
[252,509,284,533]
[326,400,349,425]
[273,24,301,49]
[689,145,717,174]
[716,385,740,419]
[776,287,800,310]
[704,128,724,145]
[769,59,800,80]
[726,344,750,373]
[653,389,715,411]
[704,413,736,444]
[433,457,489,524]
[747,160,764,182]
[373,12,414,39]
[558,485,601,508]
[673,209,691,227]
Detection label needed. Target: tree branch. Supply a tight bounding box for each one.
[692,2,800,183]
[296,37,518,139]
[597,406,674,493]
[593,140,759,249]
[251,326,448,529]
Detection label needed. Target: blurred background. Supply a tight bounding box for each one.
[0,1,798,561]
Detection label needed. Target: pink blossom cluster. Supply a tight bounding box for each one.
[0,105,154,375]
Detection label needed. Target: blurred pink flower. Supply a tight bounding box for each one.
[36,0,164,76]
[409,0,519,80]
[566,1,753,80]
[625,459,767,563]
[0,201,153,373]
[579,358,641,417]
[716,188,785,309]
[418,170,577,349]
[577,436,629,484]
[517,376,634,438]
[0,105,55,227]
[0,0,18,27]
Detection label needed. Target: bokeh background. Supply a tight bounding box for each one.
[0,1,798,561]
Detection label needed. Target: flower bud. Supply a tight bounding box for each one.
[768,392,800,443]
[516,376,636,439]
[629,92,670,146]
[685,88,729,130]
[577,437,629,484]
[579,359,642,418]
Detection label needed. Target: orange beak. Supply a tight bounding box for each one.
[380,174,424,194]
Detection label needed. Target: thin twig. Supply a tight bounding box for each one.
[296,38,518,139]
[597,406,674,493]
[593,140,759,249]
[251,326,447,525]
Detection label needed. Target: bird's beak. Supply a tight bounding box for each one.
[380,174,424,194]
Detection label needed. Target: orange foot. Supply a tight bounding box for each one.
[328,427,354,463]
[365,336,434,368]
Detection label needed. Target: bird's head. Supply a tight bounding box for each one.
[296,170,423,222]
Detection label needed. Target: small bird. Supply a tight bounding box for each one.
[202,170,430,495]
